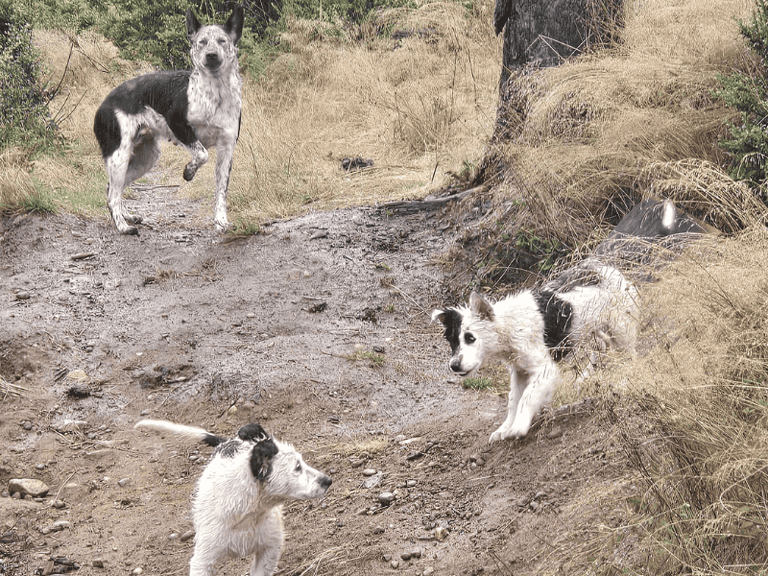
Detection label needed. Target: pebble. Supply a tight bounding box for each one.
[547,426,564,439]
[52,500,66,509]
[92,558,105,568]
[180,530,195,542]
[378,492,396,505]
[390,560,399,569]
[434,527,449,541]
[423,567,435,576]
[9,478,49,497]
[362,468,377,476]
[118,478,132,487]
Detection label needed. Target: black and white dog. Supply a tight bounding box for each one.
[432,264,639,443]
[94,7,244,235]
[135,419,332,576]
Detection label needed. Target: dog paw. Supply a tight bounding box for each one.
[125,214,143,225]
[489,426,528,444]
[120,226,139,236]
[214,218,231,233]
[183,164,198,181]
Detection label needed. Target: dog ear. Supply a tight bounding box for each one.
[469,292,495,321]
[430,309,447,326]
[249,438,279,481]
[238,423,268,442]
[186,8,202,38]
[225,5,245,44]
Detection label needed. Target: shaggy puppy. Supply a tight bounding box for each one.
[94,7,244,234]
[432,264,639,443]
[134,419,332,576]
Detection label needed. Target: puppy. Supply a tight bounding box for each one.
[94,7,244,234]
[134,419,332,576]
[432,264,638,443]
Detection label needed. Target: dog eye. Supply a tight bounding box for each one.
[464,333,476,344]
[199,39,208,46]
[294,462,302,472]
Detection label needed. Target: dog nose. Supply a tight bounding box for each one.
[320,475,332,489]
[449,358,463,373]
[205,53,221,68]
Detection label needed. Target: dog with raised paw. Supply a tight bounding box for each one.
[135,419,332,576]
[94,7,244,234]
[432,264,639,444]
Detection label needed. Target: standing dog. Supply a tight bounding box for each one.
[94,7,244,235]
[432,264,639,444]
[134,419,332,576]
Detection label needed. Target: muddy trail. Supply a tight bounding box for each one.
[0,183,626,576]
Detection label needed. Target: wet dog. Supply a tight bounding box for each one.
[432,264,639,443]
[134,419,332,576]
[94,7,244,234]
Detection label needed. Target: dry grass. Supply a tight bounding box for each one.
[537,229,768,575]
[483,0,759,245]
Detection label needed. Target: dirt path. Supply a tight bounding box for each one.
[0,184,620,576]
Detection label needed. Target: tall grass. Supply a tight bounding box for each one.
[540,230,768,575]
[483,0,758,247]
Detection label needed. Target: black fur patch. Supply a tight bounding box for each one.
[216,438,240,458]
[439,308,464,354]
[249,438,279,481]
[238,423,268,442]
[202,433,226,448]
[533,290,574,358]
[93,71,195,160]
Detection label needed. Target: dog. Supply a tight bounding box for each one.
[93,7,244,235]
[134,419,332,576]
[432,264,639,444]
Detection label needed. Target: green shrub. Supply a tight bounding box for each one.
[714,0,768,197]
[0,1,54,150]
[99,0,282,70]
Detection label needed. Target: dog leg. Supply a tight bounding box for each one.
[105,148,139,235]
[213,142,234,232]
[188,548,217,576]
[488,367,526,444]
[491,360,559,442]
[248,510,283,576]
[183,141,209,181]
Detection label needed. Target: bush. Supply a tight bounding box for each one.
[714,0,768,197]
[99,0,282,70]
[0,1,54,150]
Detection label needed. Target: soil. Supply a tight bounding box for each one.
[0,180,626,576]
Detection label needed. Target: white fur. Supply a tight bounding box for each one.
[135,419,332,576]
[432,265,639,443]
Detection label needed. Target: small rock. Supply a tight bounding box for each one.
[534,490,547,500]
[423,567,435,576]
[180,530,195,542]
[118,478,132,487]
[530,501,540,512]
[362,469,377,476]
[22,421,33,431]
[378,492,396,505]
[434,527,449,541]
[547,426,564,439]
[52,500,66,509]
[372,525,385,534]
[133,568,143,575]
[8,478,49,498]
[52,520,71,531]
[406,479,417,488]
[92,558,105,568]
[390,560,399,569]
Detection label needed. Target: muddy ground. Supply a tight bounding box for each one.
[0,180,630,576]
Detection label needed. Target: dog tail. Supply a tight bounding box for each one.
[134,419,225,447]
